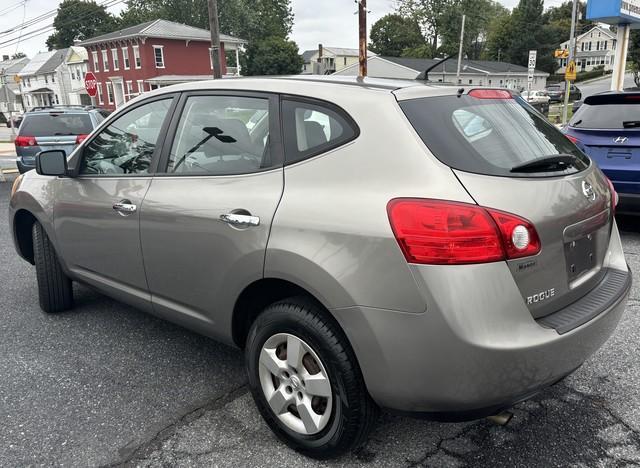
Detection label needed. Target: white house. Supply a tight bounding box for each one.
[333,55,550,91]
[557,26,616,73]
[0,56,29,119]
[302,45,375,75]
[65,46,91,106]
[20,49,72,108]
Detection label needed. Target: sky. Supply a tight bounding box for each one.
[0,0,568,60]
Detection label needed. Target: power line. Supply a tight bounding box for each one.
[14,0,28,54]
[0,0,125,49]
[0,0,26,16]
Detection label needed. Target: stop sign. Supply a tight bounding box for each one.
[84,72,98,97]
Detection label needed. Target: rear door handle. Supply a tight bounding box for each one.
[113,200,137,215]
[220,213,260,227]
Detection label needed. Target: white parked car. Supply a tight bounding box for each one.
[521,90,550,105]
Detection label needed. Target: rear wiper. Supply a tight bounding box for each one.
[510,154,579,173]
[623,121,640,128]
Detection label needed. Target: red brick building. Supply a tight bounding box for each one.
[79,19,246,109]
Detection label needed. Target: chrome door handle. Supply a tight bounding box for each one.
[220,213,260,227]
[113,201,137,215]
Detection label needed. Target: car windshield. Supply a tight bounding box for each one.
[569,94,640,129]
[399,93,589,177]
[20,113,93,137]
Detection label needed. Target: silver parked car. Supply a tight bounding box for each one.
[9,77,631,458]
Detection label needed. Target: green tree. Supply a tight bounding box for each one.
[484,9,513,61]
[369,14,425,57]
[397,0,455,52]
[401,44,435,58]
[46,0,118,50]
[242,36,302,75]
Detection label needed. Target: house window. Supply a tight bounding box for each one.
[588,42,592,51]
[343,57,347,66]
[581,42,585,52]
[468,79,473,84]
[604,41,608,50]
[92,51,99,71]
[137,80,144,94]
[153,45,165,68]
[97,82,104,105]
[106,82,114,104]
[51,74,55,83]
[111,48,119,70]
[44,75,48,84]
[133,45,141,68]
[126,80,133,98]
[122,47,130,69]
[54,94,59,104]
[102,49,109,72]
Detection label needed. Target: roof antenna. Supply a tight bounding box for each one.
[417,52,458,82]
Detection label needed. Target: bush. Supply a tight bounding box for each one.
[547,68,611,84]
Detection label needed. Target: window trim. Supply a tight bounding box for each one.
[153,45,165,68]
[101,49,109,72]
[137,79,144,94]
[154,90,284,177]
[122,46,130,70]
[106,81,114,104]
[70,93,179,178]
[111,47,119,70]
[92,50,99,72]
[280,94,360,166]
[132,44,141,69]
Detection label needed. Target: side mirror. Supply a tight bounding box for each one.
[36,150,68,176]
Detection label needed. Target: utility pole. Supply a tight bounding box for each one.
[207,0,222,79]
[1,68,15,137]
[562,0,578,125]
[611,25,631,91]
[456,14,466,85]
[358,0,367,78]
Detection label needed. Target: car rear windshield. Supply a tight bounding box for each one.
[399,93,589,177]
[19,113,93,137]
[569,94,640,130]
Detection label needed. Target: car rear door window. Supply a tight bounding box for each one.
[20,113,92,137]
[79,98,172,175]
[165,95,273,175]
[399,93,589,177]
[282,98,358,164]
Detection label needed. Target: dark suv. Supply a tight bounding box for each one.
[546,83,582,103]
[15,106,110,173]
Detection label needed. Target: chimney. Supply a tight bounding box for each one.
[2,55,9,61]
[318,44,323,61]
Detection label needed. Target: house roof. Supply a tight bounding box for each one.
[18,51,57,76]
[302,50,316,63]
[382,56,548,76]
[38,48,69,74]
[0,56,29,74]
[561,26,615,47]
[66,46,88,64]
[78,19,246,47]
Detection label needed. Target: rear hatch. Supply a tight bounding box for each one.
[566,93,640,195]
[397,89,614,319]
[18,111,93,160]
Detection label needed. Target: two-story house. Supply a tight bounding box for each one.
[557,26,617,73]
[0,55,29,119]
[301,45,375,75]
[20,49,71,109]
[66,46,91,106]
[78,19,246,110]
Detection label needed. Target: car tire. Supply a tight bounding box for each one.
[32,222,73,313]
[245,296,378,459]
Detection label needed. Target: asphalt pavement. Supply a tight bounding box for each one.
[579,73,636,99]
[1,177,639,468]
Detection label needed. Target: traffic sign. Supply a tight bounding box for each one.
[527,50,537,84]
[84,72,98,97]
[13,74,21,83]
[565,60,577,81]
[554,49,569,59]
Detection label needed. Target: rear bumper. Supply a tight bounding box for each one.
[16,158,35,174]
[332,226,631,416]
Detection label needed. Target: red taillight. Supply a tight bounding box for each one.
[15,136,36,147]
[387,199,541,265]
[565,134,580,144]
[469,89,513,100]
[605,177,618,215]
[76,134,89,144]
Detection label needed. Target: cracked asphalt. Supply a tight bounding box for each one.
[1,177,639,467]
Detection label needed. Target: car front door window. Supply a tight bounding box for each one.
[79,98,172,175]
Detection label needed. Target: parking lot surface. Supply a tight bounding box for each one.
[1,177,639,467]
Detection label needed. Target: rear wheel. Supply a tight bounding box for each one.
[245,297,378,459]
[32,222,73,313]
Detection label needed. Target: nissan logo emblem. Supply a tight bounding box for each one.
[582,181,596,201]
[614,136,628,144]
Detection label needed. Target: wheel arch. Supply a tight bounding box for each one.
[12,209,38,264]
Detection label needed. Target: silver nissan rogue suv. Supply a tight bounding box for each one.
[9,77,631,458]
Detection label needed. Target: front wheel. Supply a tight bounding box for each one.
[245,297,378,459]
[32,222,73,313]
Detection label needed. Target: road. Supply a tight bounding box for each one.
[0,177,639,467]
[579,73,636,99]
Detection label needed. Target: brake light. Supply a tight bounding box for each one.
[565,134,580,145]
[605,177,618,215]
[469,89,512,100]
[14,136,36,147]
[76,134,89,144]
[387,199,541,265]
